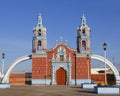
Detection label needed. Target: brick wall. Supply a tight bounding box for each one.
[75,57,91,79]
[91,74,105,84]
[32,57,47,79]
[9,72,31,85]
[9,73,25,85]
[91,74,115,85]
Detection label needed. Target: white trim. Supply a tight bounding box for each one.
[32,79,51,85]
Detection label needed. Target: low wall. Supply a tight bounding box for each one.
[94,86,119,94]
[71,79,91,85]
[0,84,10,88]
[32,79,51,85]
[81,83,97,88]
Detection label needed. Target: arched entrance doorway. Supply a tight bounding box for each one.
[56,67,67,85]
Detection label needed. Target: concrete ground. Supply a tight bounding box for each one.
[0,85,119,96]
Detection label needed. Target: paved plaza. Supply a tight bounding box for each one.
[0,85,119,96]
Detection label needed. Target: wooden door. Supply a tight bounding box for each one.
[56,67,66,85]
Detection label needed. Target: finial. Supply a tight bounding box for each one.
[82,12,85,18]
[38,13,42,25]
[81,13,86,25]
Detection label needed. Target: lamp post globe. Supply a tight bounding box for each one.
[103,42,107,51]
[2,53,5,59]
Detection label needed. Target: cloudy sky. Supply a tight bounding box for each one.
[0,0,120,72]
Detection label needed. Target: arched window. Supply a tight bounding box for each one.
[82,29,86,36]
[82,41,86,50]
[60,55,64,61]
[38,40,41,50]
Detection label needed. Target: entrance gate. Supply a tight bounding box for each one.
[56,68,67,85]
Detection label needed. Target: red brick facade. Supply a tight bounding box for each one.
[32,57,47,79]
[32,43,91,85]
[75,57,91,79]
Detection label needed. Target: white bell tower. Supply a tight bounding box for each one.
[32,13,47,54]
[77,14,91,53]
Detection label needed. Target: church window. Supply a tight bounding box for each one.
[82,29,86,36]
[38,32,41,36]
[38,40,41,46]
[82,41,86,50]
[82,31,85,36]
[60,55,64,61]
[38,40,41,50]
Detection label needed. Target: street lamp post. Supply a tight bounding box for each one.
[2,53,5,75]
[73,53,77,86]
[103,43,107,85]
[45,56,47,85]
[87,54,90,79]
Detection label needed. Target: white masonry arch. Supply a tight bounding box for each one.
[2,55,32,83]
[2,54,120,84]
[91,54,120,84]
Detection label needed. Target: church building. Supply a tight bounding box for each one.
[32,14,91,85]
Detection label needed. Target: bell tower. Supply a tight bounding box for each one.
[32,14,48,84]
[32,13,47,54]
[75,14,91,84]
[77,14,91,53]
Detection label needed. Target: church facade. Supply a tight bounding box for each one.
[32,14,91,85]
